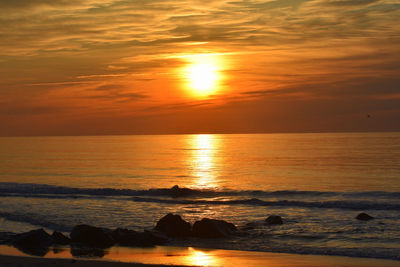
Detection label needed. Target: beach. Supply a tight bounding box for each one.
[1,245,400,267]
[1,133,399,264]
[0,254,164,267]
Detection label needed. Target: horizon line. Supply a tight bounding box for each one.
[1,129,399,138]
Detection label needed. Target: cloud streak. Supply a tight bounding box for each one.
[0,0,399,134]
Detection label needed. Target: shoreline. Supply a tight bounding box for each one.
[0,254,180,267]
[1,245,399,267]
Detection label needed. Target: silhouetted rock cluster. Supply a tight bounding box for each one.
[7,223,168,256]
[5,211,376,258]
[5,213,237,257]
[69,225,168,248]
[265,215,283,225]
[154,213,237,238]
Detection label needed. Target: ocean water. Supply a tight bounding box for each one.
[0,133,399,260]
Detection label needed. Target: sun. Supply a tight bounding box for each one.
[187,62,217,92]
[183,54,222,97]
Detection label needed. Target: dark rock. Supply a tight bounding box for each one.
[16,245,50,257]
[52,231,71,245]
[264,215,283,225]
[12,229,53,248]
[170,185,195,198]
[70,245,107,258]
[12,229,53,256]
[70,225,114,248]
[154,213,191,237]
[112,228,167,247]
[144,230,168,244]
[112,228,134,244]
[356,213,374,221]
[192,218,237,238]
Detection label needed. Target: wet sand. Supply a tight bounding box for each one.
[0,254,174,267]
[1,245,399,267]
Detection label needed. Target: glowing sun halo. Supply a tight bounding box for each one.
[184,55,221,97]
[188,62,217,91]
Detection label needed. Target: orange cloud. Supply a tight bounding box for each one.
[0,0,399,135]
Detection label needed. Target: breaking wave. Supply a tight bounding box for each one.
[1,182,400,211]
[1,182,400,198]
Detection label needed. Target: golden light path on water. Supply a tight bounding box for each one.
[188,134,220,189]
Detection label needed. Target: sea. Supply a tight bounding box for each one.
[0,132,399,260]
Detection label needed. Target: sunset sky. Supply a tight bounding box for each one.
[1,0,399,136]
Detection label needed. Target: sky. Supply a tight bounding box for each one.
[0,0,399,136]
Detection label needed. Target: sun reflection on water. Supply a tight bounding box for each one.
[188,134,220,189]
[182,247,220,266]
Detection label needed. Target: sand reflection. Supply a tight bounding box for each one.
[188,134,220,189]
[1,245,395,267]
[181,247,220,266]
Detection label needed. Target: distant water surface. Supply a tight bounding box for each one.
[1,132,399,191]
[0,132,399,260]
